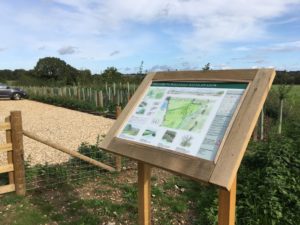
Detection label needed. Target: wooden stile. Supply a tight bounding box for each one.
[0,184,16,195]
[0,115,16,195]
[0,143,13,153]
[5,116,14,185]
[0,122,11,131]
[0,164,14,174]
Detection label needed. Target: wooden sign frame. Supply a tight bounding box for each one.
[101,69,275,190]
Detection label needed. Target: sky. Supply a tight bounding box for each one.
[0,0,300,73]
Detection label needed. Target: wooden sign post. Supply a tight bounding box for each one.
[137,166,237,225]
[138,162,152,225]
[218,176,237,225]
[101,69,275,224]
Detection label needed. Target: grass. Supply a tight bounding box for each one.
[288,85,300,109]
[0,163,215,225]
[1,84,298,224]
[271,84,300,107]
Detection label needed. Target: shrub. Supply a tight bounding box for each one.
[29,95,100,112]
[237,134,300,225]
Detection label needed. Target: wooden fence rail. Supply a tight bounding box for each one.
[0,107,123,195]
[23,130,115,172]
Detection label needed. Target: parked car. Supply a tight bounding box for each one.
[0,83,27,100]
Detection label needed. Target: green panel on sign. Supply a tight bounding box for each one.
[151,82,248,89]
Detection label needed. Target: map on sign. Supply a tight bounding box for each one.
[118,82,247,161]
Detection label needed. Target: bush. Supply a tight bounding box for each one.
[236,133,300,225]
[29,95,100,112]
[72,141,113,168]
[193,126,300,225]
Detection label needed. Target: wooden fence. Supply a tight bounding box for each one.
[20,83,138,109]
[0,111,26,195]
[0,108,123,196]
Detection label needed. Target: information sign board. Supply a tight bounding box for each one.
[101,69,275,190]
[118,82,247,161]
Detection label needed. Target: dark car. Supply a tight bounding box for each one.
[0,83,27,100]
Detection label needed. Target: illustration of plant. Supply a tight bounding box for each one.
[139,101,147,107]
[147,88,164,99]
[151,118,160,125]
[180,135,193,147]
[162,130,176,143]
[142,129,156,137]
[123,124,139,136]
[136,108,145,114]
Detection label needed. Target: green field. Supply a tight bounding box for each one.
[271,84,300,114]
[162,98,213,132]
[289,85,300,106]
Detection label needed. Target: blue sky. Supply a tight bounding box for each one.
[0,0,300,73]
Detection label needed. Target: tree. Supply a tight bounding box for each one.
[101,67,122,82]
[78,69,92,85]
[276,71,293,134]
[34,57,79,85]
[202,63,211,71]
[138,60,144,75]
[0,69,13,82]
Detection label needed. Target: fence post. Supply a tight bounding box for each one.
[99,91,104,108]
[127,82,130,102]
[252,124,258,141]
[10,111,26,196]
[115,106,122,172]
[94,91,98,107]
[77,87,81,100]
[82,88,86,101]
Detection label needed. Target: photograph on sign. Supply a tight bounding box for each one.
[117,82,247,161]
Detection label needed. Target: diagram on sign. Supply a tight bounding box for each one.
[156,97,215,132]
[118,82,247,161]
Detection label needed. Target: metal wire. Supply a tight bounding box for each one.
[25,144,116,191]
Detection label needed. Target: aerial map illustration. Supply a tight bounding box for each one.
[118,82,246,161]
[159,97,214,132]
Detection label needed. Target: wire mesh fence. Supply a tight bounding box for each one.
[25,141,117,191]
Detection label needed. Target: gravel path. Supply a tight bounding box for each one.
[0,100,114,166]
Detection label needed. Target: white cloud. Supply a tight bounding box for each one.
[233,47,251,52]
[261,41,300,52]
[58,46,77,55]
[0,0,299,62]
[51,0,299,53]
[109,50,120,56]
[214,64,232,70]
[149,64,174,71]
